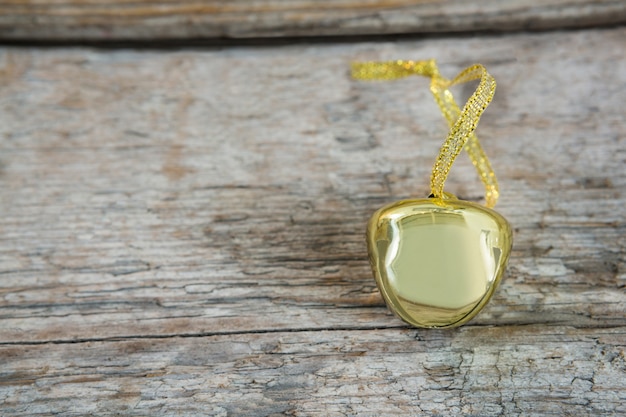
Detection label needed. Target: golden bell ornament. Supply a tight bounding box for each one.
[353,60,513,328]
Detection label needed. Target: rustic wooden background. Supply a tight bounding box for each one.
[1,1,625,416]
[0,0,625,41]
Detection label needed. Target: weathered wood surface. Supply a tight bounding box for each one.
[0,0,625,41]
[1,27,625,415]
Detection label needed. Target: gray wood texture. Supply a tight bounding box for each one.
[0,0,625,41]
[1,26,625,415]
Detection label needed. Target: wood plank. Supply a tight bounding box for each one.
[0,0,624,41]
[1,327,625,415]
[0,26,625,414]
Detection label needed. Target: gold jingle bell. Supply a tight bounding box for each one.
[353,60,513,328]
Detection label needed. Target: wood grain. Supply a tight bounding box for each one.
[0,27,625,415]
[2,327,625,415]
[0,0,624,41]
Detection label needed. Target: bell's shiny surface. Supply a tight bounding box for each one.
[367,195,512,328]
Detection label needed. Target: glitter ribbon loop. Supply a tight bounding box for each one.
[351,60,499,208]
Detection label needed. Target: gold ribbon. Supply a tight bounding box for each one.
[351,59,499,208]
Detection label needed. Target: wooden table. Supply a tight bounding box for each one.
[1,2,625,415]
